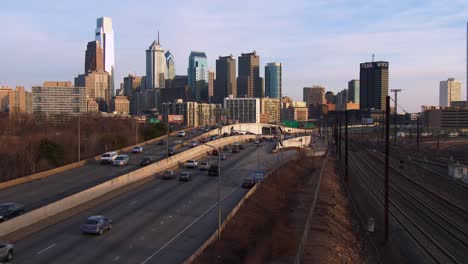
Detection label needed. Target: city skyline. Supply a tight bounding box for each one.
[1,0,468,112]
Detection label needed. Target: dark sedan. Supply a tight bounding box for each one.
[0,203,24,222]
[140,156,157,166]
[242,178,256,189]
[80,215,112,235]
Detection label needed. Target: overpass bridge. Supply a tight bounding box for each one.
[204,123,315,136]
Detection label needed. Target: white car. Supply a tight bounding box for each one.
[100,152,118,164]
[186,160,198,168]
[0,243,14,262]
[113,155,129,166]
[132,146,143,153]
[199,162,210,170]
[177,131,186,137]
[188,141,198,147]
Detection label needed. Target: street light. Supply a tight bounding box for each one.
[202,142,222,240]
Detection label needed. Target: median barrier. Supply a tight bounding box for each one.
[0,135,255,239]
[0,128,196,191]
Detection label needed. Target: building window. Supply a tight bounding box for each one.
[73,97,80,103]
[73,107,80,113]
[34,97,42,102]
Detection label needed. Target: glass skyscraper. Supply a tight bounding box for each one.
[165,51,175,80]
[265,62,282,99]
[95,17,115,97]
[188,51,208,101]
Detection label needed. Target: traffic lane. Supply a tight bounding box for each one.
[12,143,254,264]
[0,130,202,211]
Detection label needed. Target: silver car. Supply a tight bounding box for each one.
[113,155,129,166]
[80,215,112,235]
[0,243,14,262]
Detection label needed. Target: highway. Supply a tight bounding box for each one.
[0,128,203,212]
[11,141,294,264]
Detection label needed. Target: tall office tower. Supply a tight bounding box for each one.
[85,41,104,73]
[123,74,143,115]
[75,70,111,112]
[165,50,175,80]
[146,35,167,91]
[303,86,325,106]
[208,70,215,102]
[439,78,462,107]
[265,62,282,99]
[359,61,389,110]
[188,51,208,101]
[348,79,360,104]
[237,51,262,98]
[95,17,115,96]
[214,55,237,103]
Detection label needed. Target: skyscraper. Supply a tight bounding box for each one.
[265,62,282,99]
[439,78,461,107]
[208,70,215,102]
[95,17,115,96]
[85,41,103,73]
[146,35,167,90]
[303,86,325,106]
[188,51,208,101]
[359,61,389,110]
[237,51,262,98]
[165,51,175,80]
[348,79,360,104]
[214,55,237,103]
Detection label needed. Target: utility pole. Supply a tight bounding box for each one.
[416,116,420,153]
[166,115,170,158]
[338,112,342,159]
[135,119,138,145]
[77,116,81,161]
[345,110,349,184]
[384,96,390,244]
[390,89,402,143]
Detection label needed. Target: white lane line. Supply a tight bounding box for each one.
[231,162,242,169]
[114,256,120,261]
[129,200,138,206]
[37,243,56,254]
[140,185,241,264]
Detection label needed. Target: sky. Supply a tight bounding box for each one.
[1,0,468,112]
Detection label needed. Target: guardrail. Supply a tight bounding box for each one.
[0,127,198,191]
[0,135,255,239]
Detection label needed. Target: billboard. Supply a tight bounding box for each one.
[168,115,184,124]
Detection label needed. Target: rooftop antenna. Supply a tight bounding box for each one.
[157,30,160,44]
[372,53,375,62]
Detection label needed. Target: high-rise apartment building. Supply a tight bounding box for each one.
[188,51,209,102]
[85,40,104,73]
[265,62,282,99]
[224,97,260,123]
[348,79,360,104]
[95,17,115,96]
[111,96,130,115]
[165,51,175,80]
[303,86,325,106]
[260,98,280,124]
[208,70,215,102]
[439,78,462,107]
[162,100,221,127]
[214,55,237,103]
[75,70,110,112]
[32,81,86,116]
[0,86,32,113]
[359,61,389,110]
[146,37,167,90]
[237,51,263,98]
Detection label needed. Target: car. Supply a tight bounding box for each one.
[242,178,256,189]
[113,155,129,166]
[100,151,118,164]
[238,144,245,150]
[208,165,219,176]
[0,203,25,222]
[140,156,156,166]
[158,139,167,145]
[188,141,198,148]
[199,162,210,170]
[232,146,240,153]
[220,154,227,160]
[186,160,198,168]
[81,215,112,235]
[177,131,186,137]
[162,170,176,180]
[203,127,210,132]
[168,148,176,156]
[222,132,229,137]
[179,171,193,181]
[0,243,14,262]
[132,146,143,153]
[253,140,259,144]
[200,138,208,143]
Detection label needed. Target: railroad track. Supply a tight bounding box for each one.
[347,150,468,264]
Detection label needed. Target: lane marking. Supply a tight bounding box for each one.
[37,243,56,254]
[129,200,138,206]
[140,185,240,264]
[114,256,120,261]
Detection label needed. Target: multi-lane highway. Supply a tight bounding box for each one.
[11,141,294,264]
[0,129,203,212]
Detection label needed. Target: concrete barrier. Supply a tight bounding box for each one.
[0,135,255,238]
[0,128,196,191]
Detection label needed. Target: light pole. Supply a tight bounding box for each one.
[77,116,81,161]
[202,143,222,240]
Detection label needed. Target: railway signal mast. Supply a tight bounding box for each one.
[390,89,402,143]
